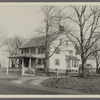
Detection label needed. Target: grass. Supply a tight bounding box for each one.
[41,76,100,94]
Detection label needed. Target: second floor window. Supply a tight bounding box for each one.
[69,50,73,56]
[74,60,77,67]
[24,48,29,54]
[72,60,78,67]
[38,47,45,54]
[55,59,60,65]
[21,48,29,54]
[21,49,24,54]
[30,48,35,54]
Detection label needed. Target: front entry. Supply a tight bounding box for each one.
[24,58,29,68]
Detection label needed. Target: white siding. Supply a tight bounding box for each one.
[49,34,78,70]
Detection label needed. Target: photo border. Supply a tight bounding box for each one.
[0,1,99,99]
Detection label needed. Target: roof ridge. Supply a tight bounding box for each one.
[19,33,63,49]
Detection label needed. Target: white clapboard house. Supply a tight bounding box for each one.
[8,33,84,75]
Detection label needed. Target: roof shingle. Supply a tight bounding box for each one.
[20,33,61,49]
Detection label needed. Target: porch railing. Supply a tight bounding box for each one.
[22,67,35,76]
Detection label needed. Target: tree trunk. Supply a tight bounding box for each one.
[44,58,49,75]
[81,56,86,78]
[44,22,49,75]
[81,61,85,78]
[96,61,99,74]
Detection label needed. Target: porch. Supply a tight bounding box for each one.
[7,54,45,76]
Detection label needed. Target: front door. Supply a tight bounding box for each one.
[24,58,29,68]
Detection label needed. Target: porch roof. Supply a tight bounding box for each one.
[66,55,80,61]
[9,54,45,58]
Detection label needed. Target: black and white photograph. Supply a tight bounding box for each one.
[0,3,100,96]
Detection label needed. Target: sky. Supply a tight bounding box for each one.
[0,3,44,39]
[0,3,73,39]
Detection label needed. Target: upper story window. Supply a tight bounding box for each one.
[38,47,45,54]
[69,50,73,56]
[55,59,60,65]
[21,48,29,54]
[55,48,60,54]
[30,48,35,54]
[24,48,29,54]
[74,60,77,67]
[21,49,23,54]
[72,60,78,67]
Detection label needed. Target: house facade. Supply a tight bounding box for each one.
[7,33,86,75]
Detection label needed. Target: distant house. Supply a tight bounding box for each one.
[8,33,82,75]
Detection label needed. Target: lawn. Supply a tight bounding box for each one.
[41,76,100,94]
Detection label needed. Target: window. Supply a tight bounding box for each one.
[21,49,24,54]
[72,60,73,67]
[55,48,60,54]
[55,59,60,65]
[21,48,29,54]
[38,59,43,65]
[38,47,45,54]
[24,48,29,54]
[74,60,77,67]
[72,60,77,67]
[69,50,73,56]
[77,61,78,67]
[30,48,35,54]
[75,70,77,72]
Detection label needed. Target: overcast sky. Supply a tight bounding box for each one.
[0,3,44,39]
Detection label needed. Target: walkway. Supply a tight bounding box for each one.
[11,76,85,94]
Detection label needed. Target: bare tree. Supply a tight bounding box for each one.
[64,6,100,77]
[2,35,25,56]
[91,42,100,74]
[40,5,65,74]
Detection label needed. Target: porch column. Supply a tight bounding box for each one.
[22,58,24,76]
[29,58,31,68]
[9,58,11,67]
[6,58,11,74]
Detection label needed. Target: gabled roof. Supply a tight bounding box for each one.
[20,33,62,49]
[20,35,46,48]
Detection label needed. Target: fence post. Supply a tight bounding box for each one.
[56,69,58,78]
[66,70,68,77]
[6,58,10,75]
[34,68,35,76]
[22,58,24,76]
